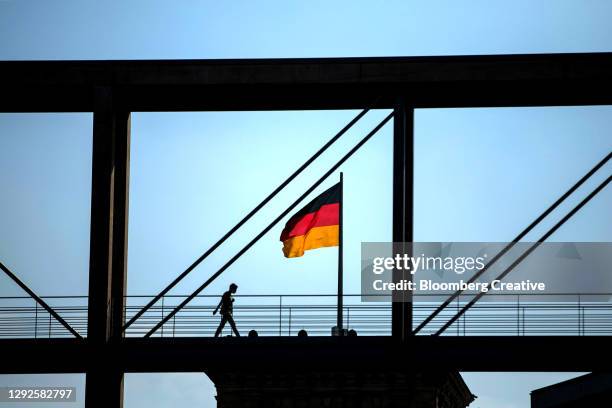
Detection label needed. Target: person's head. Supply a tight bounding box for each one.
[229,283,238,293]
[248,330,258,338]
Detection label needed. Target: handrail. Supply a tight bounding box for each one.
[3,293,612,338]
[4,292,612,300]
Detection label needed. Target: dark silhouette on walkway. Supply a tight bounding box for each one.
[213,283,240,337]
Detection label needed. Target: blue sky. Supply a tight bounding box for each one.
[1,0,611,407]
[1,0,612,59]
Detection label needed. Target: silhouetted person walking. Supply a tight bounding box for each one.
[213,283,240,337]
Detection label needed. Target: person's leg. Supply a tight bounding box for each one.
[214,315,228,337]
[227,314,240,337]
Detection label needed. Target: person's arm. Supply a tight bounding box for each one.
[213,298,222,315]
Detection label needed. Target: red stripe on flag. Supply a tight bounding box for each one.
[280,203,339,242]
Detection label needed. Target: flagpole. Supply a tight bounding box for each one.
[337,172,343,333]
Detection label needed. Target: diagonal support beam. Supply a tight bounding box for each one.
[436,173,612,335]
[0,260,82,338]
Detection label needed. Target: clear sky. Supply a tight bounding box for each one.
[1,1,611,407]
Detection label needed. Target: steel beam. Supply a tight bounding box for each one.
[392,99,414,340]
[86,87,130,408]
[1,53,612,112]
[2,336,612,373]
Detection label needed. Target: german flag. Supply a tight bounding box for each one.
[280,183,340,258]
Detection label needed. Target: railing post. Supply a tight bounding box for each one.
[48,312,52,338]
[123,298,127,337]
[279,296,282,336]
[456,297,459,336]
[463,300,466,336]
[462,295,466,336]
[517,295,520,336]
[288,307,292,336]
[578,294,582,336]
[34,301,38,339]
[582,299,585,336]
[347,306,350,330]
[161,296,164,338]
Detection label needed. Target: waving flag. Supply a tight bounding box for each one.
[280,183,340,258]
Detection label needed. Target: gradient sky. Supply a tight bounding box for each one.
[1,1,611,407]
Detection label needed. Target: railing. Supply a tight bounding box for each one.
[0,296,88,339]
[124,294,391,338]
[1,294,611,338]
[414,294,612,336]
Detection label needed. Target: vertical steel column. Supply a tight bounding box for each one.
[392,99,414,341]
[86,87,130,408]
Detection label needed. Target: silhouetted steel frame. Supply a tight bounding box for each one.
[86,87,130,408]
[2,54,612,408]
[392,98,413,341]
